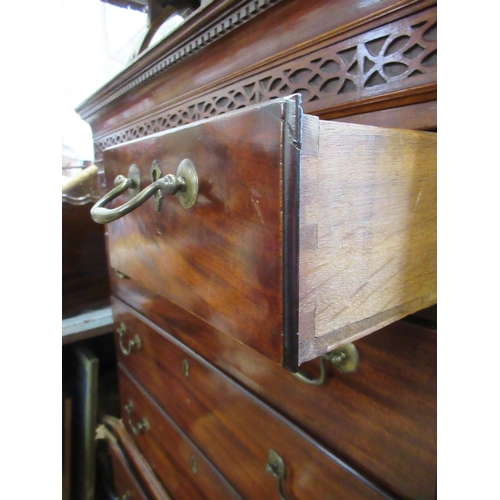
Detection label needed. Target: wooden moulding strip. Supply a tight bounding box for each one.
[282,95,302,371]
[83,0,436,134]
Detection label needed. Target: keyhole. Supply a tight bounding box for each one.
[151,160,163,211]
[190,456,197,474]
[151,161,162,183]
[182,359,190,378]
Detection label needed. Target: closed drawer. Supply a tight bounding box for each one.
[112,294,436,500]
[97,416,170,500]
[96,95,436,369]
[115,369,241,500]
[102,435,149,500]
[113,305,395,499]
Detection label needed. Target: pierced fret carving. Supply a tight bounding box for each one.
[95,9,436,158]
[82,0,283,119]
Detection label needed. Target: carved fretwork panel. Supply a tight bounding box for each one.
[94,7,436,159]
[84,0,284,119]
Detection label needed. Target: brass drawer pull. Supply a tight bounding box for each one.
[293,343,359,385]
[124,400,149,435]
[91,159,198,224]
[117,323,142,355]
[265,450,289,500]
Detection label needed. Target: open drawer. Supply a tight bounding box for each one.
[92,95,436,370]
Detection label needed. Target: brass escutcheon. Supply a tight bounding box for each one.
[190,456,197,474]
[182,359,190,378]
[150,160,163,212]
[265,450,288,500]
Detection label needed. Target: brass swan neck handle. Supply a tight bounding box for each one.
[91,159,199,224]
[293,343,359,386]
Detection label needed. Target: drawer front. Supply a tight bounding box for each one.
[101,96,436,368]
[98,417,170,500]
[112,292,436,500]
[103,99,294,364]
[116,369,241,500]
[113,306,391,499]
[105,436,150,500]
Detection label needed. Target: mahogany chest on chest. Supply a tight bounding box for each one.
[78,1,437,498]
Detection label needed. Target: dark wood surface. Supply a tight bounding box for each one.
[62,202,110,318]
[76,1,437,499]
[101,426,151,500]
[117,368,242,500]
[112,288,436,500]
[104,96,437,369]
[78,1,436,167]
[104,100,291,363]
[104,76,437,499]
[117,335,392,500]
[103,416,172,500]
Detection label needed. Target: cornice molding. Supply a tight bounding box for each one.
[76,0,282,120]
[92,7,436,158]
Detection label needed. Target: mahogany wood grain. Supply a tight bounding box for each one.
[99,424,152,500]
[78,0,436,140]
[298,115,437,362]
[62,202,110,318]
[116,335,393,500]
[103,416,172,500]
[111,290,436,500]
[104,99,290,363]
[75,2,438,499]
[113,377,241,500]
[103,97,436,367]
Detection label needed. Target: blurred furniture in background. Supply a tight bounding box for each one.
[62,166,119,500]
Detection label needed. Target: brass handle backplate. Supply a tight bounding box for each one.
[117,323,141,356]
[124,400,149,435]
[266,449,289,500]
[91,159,198,224]
[293,343,359,386]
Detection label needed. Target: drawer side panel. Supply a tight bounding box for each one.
[299,119,436,362]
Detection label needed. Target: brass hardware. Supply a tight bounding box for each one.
[190,456,197,474]
[91,159,199,224]
[265,449,288,500]
[117,323,142,355]
[150,160,163,212]
[293,343,359,385]
[176,159,199,209]
[328,343,359,373]
[124,400,149,435]
[127,163,141,197]
[182,359,190,378]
